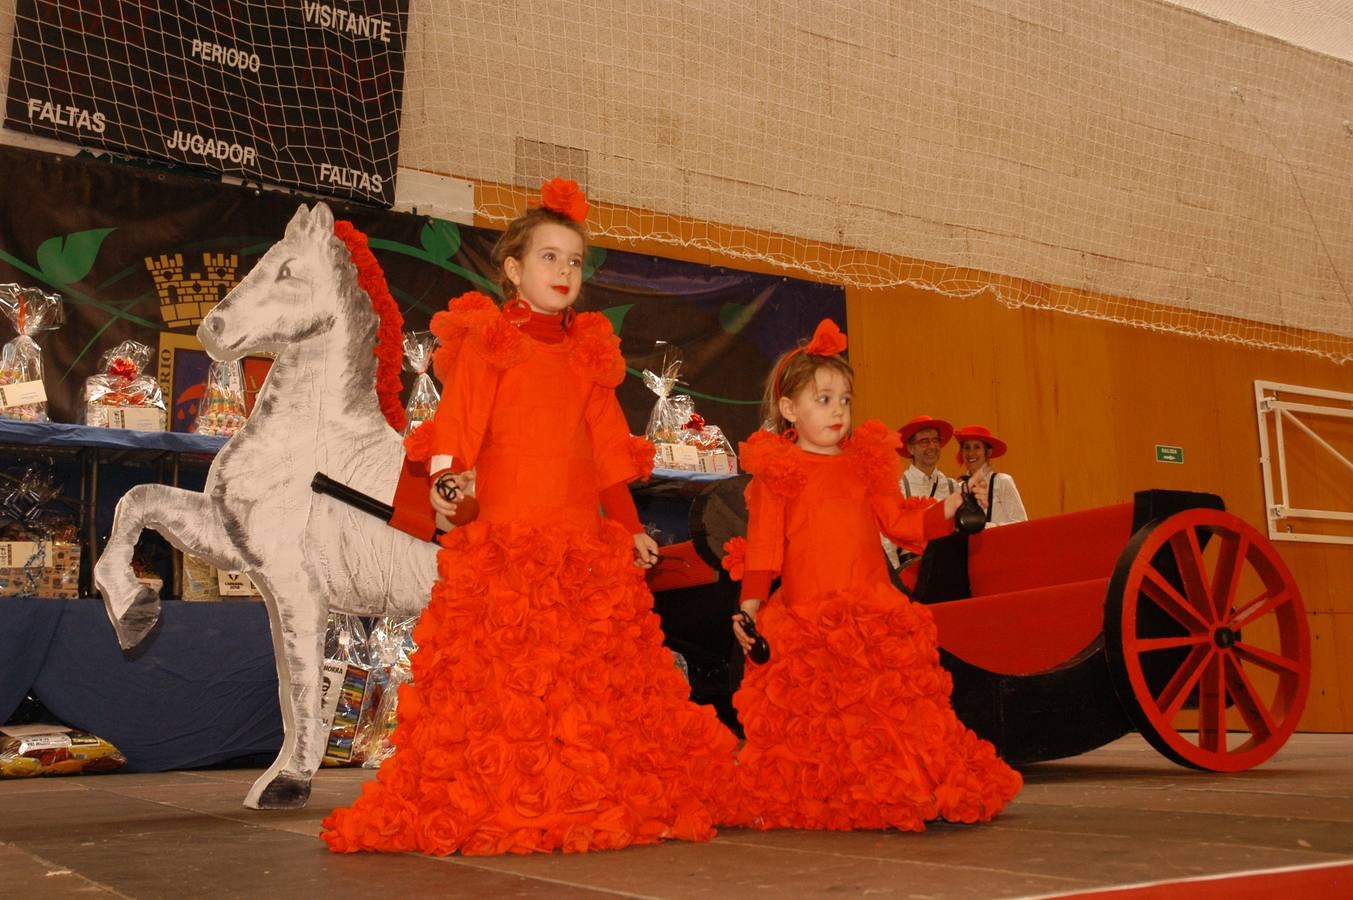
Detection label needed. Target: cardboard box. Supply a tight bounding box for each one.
[84,405,166,431]
[178,553,262,600]
[0,542,81,598]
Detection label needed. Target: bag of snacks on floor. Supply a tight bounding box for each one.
[0,724,126,777]
[320,613,375,766]
[358,616,418,768]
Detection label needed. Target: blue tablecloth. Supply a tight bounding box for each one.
[0,419,228,454]
[1,597,282,772]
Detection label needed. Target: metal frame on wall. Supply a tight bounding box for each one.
[1254,380,1353,546]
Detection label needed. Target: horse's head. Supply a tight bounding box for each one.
[200,202,370,359]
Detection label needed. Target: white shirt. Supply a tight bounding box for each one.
[968,464,1028,527]
[882,465,957,567]
[901,464,957,500]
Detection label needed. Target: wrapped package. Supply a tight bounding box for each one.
[679,413,738,474]
[82,340,165,430]
[0,724,126,777]
[641,342,688,448]
[358,616,418,768]
[320,613,421,768]
[0,542,81,598]
[0,284,64,423]
[643,341,738,473]
[401,330,440,434]
[179,553,221,601]
[321,613,372,766]
[0,538,82,598]
[193,359,247,437]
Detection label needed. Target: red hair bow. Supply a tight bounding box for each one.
[539,178,589,223]
[773,318,847,399]
[804,318,847,356]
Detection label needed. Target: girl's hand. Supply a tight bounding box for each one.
[732,600,761,653]
[632,531,660,568]
[430,472,472,517]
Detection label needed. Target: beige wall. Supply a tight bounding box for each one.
[394,0,1353,352]
[4,1,1351,343]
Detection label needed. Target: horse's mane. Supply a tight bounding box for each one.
[333,221,406,433]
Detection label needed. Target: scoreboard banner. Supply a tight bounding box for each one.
[4,0,409,206]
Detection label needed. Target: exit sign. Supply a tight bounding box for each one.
[1155,444,1184,464]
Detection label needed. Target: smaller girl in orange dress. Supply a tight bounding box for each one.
[724,319,1022,831]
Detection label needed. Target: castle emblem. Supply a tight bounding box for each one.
[144,252,240,329]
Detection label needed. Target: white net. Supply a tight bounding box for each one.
[2,0,1351,362]
[2,0,407,205]
[394,0,1353,363]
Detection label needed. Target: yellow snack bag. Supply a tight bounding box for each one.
[0,725,126,778]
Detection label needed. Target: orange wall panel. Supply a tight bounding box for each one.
[850,283,1353,731]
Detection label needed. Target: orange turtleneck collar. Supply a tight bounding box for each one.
[517,307,571,344]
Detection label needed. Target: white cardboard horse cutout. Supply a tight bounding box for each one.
[95,202,438,809]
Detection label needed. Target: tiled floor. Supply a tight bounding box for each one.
[2,734,1351,898]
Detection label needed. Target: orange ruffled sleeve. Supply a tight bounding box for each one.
[426,293,522,468]
[573,313,650,491]
[586,385,648,490]
[742,472,786,580]
[871,494,953,546]
[737,430,802,584]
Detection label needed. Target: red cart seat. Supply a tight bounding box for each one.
[931,503,1134,676]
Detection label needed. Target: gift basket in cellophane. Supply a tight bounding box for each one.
[81,340,166,430]
[642,342,736,474]
[0,283,64,423]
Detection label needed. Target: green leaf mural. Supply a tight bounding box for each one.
[584,246,607,281]
[35,228,116,285]
[599,303,633,334]
[419,218,461,262]
[719,302,757,334]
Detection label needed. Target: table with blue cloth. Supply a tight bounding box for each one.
[1,597,282,771]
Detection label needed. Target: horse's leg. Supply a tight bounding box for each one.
[242,565,328,810]
[94,484,247,650]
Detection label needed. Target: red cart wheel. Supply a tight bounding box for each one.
[1105,508,1310,771]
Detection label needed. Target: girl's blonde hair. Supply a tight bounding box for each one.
[490,207,590,301]
[761,348,854,434]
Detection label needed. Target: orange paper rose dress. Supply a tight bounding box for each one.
[725,422,1022,831]
[322,294,736,855]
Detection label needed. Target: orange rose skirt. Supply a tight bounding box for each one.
[321,517,737,855]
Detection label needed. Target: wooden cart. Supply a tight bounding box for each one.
[910,489,1311,771]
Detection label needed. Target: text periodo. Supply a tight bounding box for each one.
[190,39,262,74]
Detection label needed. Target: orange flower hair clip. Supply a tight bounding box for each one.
[774,318,848,398]
[537,177,589,223]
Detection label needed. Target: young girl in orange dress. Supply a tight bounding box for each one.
[322,180,736,855]
[724,320,1022,831]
